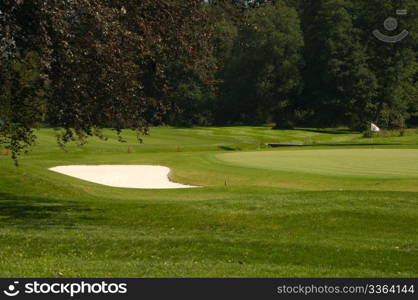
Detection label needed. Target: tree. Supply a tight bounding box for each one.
[300,0,378,129]
[356,0,417,129]
[163,62,216,127]
[0,0,215,163]
[300,0,417,129]
[0,51,47,162]
[216,1,304,126]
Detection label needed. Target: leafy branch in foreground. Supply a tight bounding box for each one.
[0,0,216,164]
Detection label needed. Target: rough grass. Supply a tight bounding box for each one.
[0,126,417,277]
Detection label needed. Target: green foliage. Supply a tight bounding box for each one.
[0,51,46,164]
[301,0,376,129]
[166,81,215,127]
[363,128,418,139]
[1,0,417,162]
[300,0,417,130]
[0,0,216,162]
[357,0,418,129]
[216,2,304,125]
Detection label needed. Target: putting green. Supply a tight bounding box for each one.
[218,149,418,178]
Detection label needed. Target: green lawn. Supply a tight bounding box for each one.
[0,126,418,277]
[218,149,418,178]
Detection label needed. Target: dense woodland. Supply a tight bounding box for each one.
[1,0,417,160]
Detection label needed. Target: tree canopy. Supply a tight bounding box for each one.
[1,0,417,162]
[1,0,215,162]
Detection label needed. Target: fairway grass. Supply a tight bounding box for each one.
[0,127,418,277]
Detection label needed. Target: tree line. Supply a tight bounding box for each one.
[169,0,417,130]
[1,0,417,162]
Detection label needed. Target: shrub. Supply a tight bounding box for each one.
[363,128,417,138]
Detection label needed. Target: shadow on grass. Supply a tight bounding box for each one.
[309,143,403,147]
[298,128,359,135]
[218,145,241,151]
[0,193,101,229]
[265,143,403,148]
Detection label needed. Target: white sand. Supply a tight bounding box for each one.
[49,165,197,189]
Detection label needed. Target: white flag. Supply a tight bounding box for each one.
[370,123,380,132]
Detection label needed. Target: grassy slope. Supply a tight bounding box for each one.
[0,127,417,277]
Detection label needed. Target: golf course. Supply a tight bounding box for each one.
[1,126,418,277]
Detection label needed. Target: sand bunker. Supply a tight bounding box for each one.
[49,165,197,189]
